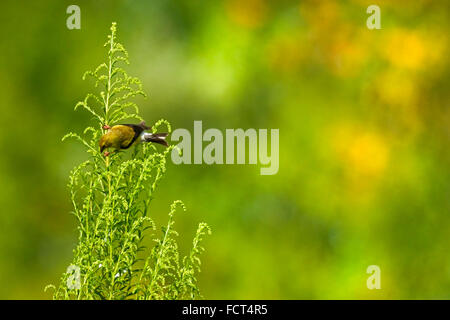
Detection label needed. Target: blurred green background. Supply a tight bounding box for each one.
[0,0,449,299]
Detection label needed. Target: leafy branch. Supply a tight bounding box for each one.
[46,22,210,300]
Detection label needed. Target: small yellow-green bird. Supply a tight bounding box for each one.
[99,121,168,155]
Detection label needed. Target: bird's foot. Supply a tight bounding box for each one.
[103,124,111,130]
[103,151,111,157]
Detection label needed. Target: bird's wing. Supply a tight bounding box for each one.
[120,124,145,149]
[110,125,138,149]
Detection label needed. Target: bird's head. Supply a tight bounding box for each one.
[99,134,109,153]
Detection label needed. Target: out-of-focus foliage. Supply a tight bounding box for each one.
[0,0,448,299]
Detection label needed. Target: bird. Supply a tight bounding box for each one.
[99,121,168,155]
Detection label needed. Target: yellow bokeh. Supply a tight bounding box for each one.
[374,69,418,107]
[300,0,340,32]
[332,123,389,182]
[300,1,368,77]
[381,29,445,71]
[327,28,368,77]
[226,0,268,29]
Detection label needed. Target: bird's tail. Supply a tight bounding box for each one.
[142,132,169,147]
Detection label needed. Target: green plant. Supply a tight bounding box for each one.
[46,22,210,300]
